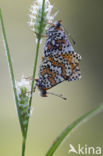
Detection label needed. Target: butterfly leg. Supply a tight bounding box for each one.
[25,76,33,80]
[25,76,39,81]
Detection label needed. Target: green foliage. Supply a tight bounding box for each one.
[46,103,103,156]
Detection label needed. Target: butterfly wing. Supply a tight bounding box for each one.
[44,23,77,57]
[36,52,81,97]
[68,66,81,81]
[54,53,82,83]
[37,56,66,90]
[37,50,82,90]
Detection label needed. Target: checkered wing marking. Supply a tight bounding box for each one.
[44,27,75,57]
[68,66,81,81]
[38,57,66,90]
[38,53,78,89]
[38,51,81,90]
[58,52,82,81]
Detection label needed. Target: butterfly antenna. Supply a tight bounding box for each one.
[64,27,76,45]
[47,92,67,100]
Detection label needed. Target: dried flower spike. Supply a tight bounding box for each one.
[28,0,57,37]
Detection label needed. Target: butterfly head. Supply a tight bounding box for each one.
[35,79,47,97]
[54,20,62,27]
[47,20,64,36]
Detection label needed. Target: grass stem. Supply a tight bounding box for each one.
[22,137,26,156]
[0,0,46,155]
[25,0,46,137]
[0,8,25,136]
[29,0,46,109]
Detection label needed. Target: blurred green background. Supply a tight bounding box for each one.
[0,0,103,156]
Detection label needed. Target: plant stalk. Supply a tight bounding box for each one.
[0,8,25,136]
[29,37,41,108]
[22,137,26,156]
[29,0,46,109]
[0,0,46,155]
[25,0,46,137]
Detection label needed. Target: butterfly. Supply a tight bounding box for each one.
[35,20,82,100]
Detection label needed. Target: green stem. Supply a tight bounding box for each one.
[29,37,40,108]
[22,137,26,156]
[22,37,40,155]
[46,103,103,156]
[25,0,46,137]
[0,8,25,136]
[29,0,46,109]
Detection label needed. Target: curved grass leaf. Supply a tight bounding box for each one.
[46,103,103,156]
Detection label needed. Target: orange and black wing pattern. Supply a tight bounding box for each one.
[36,21,82,97]
[36,52,81,91]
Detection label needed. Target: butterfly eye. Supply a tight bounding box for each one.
[56,22,61,27]
[56,20,62,27]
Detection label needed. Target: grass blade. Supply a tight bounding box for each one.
[0,8,25,136]
[46,103,103,156]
